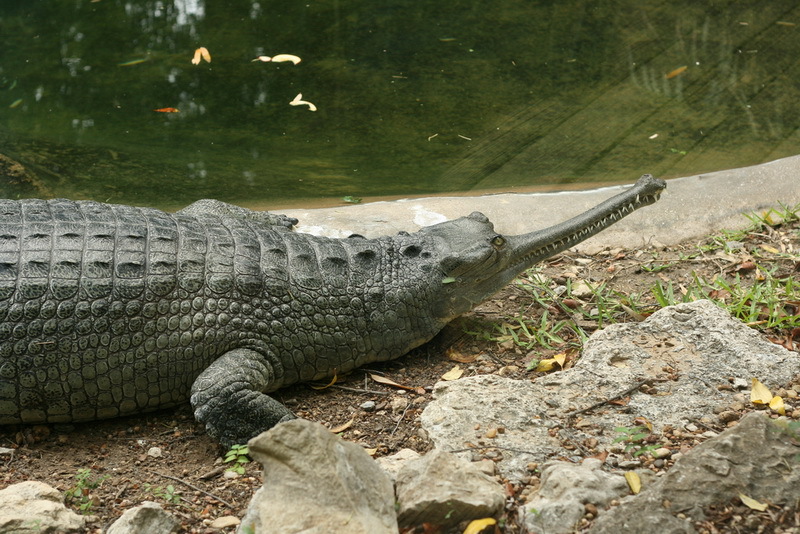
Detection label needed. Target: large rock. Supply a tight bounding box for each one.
[106,501,179,534]
[523,458,630,534]
[421,300,798,481]
[0,481,85,533]
[395,448,505,528]
[590,412,800,533]
[420,374,560,481]
[240,419,397,534]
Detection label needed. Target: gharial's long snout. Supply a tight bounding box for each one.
[458,174,665,310]
[506,174,667,270]
[504,173,666,268]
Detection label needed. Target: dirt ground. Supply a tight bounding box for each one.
[1,213,798,534]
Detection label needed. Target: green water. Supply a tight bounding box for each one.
[1,0,799,210]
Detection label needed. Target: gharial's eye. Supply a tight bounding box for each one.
[490,235,505,247]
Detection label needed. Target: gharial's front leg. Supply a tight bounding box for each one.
[190,349,296,447]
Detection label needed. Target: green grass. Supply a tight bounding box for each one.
[472,202,800,357]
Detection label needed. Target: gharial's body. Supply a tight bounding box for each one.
[0,175,665,446]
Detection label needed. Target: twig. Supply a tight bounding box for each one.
[389,402,411,438]
[448,445,540,456]
[151,470,236,510]
[329,385,391,396]
[567,379,650,419]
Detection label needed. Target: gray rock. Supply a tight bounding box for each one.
[420,300,797,481]
[375,447,420,483]
[420,374,561,481]
[523,458,629,534]
[0,481,84,533]
[541,299,796,433]
[240,419,397,534]
[106,501,179,534]
[590,412,800,533]
[395,448,505,528]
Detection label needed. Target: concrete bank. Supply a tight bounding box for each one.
[280,155,800,253]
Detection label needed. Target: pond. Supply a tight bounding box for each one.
[2,0,799,210]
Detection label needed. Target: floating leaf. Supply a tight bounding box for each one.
[739,493,768,511]
[369,373,415,391]
[665,66,688,79]
[441,277,457,284]
[770,395,786,415]
[289,93,317,111]
[329,417,353,434]
[441,365,464,381]
[624,471,642,494]
[271,54,302,64]
[153,107,180,113]
[117,58,148,67]
[342,195,362,204]
[252,54,302,64]
[750,378,773,405]
[192,47,211,65]
[463,517,496,534]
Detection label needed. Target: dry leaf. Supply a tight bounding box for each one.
[289,93,317,111]
[463,517,497,534]
[191,47,211,65]
[369,373,414,390]
[760,244,780,254]
[309,373,338,390]
[446,347,477,363]
[534,353,566,373]
[624,471,642,494]
[153,107,180,113]
[739,493,768,511]
[750,378,773,405]
[441,365,464,381]
[329,417,353,433]
[633,416,653,432]
[770,395,786,415]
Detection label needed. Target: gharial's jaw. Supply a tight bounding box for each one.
[434,174,666,320]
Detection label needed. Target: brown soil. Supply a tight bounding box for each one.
[1,215,798,534]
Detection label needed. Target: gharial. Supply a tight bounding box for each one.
[0,174,665,446]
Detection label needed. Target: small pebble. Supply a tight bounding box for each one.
[717,410,739,423]
[147,447,163,458]
[360,400,376,412]
[652,447,672,459]
[208,516,240,529]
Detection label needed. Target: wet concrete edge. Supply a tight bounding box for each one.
[280,155,800,254]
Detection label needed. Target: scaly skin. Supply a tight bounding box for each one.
[0,175,665,446]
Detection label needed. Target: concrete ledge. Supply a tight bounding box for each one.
[281,155,800,253]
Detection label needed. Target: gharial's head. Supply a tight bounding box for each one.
[414,174,666,321]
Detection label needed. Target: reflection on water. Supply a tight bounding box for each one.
[1,0,799,209]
